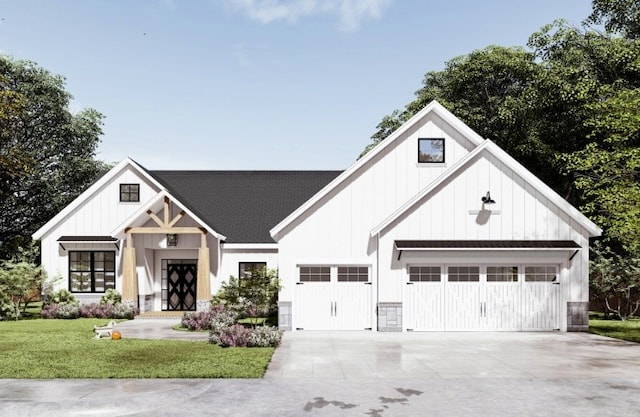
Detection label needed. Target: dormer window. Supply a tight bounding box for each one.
[120,184,140,202]
[418,138,445,163]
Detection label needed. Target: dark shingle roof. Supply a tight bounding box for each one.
[149,171,342,243]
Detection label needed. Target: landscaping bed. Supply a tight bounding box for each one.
[0,319,274,378]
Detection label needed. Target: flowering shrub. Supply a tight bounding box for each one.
[182,304,238,331]
[41,302,137,319]
[40,303,79,319]
[247,325,283,347]
[211,324,251,347]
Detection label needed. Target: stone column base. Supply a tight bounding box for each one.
[567,301,589,332]
[377,302,402,332]
[278,301,292,331]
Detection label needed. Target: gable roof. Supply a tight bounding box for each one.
[149,170,342,243]
[32,158,165,240]
[110,190,227,241]
[269,100,485,240]
[370,139,602,237]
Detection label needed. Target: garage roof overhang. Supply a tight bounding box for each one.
[394,240,581,260]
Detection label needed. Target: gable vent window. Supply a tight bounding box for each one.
[120,184,140,202]
[418,138,445,163]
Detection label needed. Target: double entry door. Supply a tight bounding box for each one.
[294,266,372,330]
[405,265,559,331]
[162,259,197,311]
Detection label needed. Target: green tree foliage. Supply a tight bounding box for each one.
[362,2,640,256]
[0,260,46,320]
[211,267,281,318]
[590,242,640,320]
[0,55,106,260]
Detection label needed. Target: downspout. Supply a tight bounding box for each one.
[376,232,380,332]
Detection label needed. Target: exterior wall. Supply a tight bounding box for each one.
[377,150,592,331]
[39,166,160,292]
[277,113,476,322]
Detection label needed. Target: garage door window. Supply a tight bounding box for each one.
[525,266,557,282]
[447,266,480,282]
[487,266,518,282]
[299,266,331,282]
[409,266,441,282]
[337,266,369,282]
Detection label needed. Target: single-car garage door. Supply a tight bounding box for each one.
[294,265,372,330]
[405,265,559,331]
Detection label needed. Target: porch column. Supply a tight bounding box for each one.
[121,231,138,305]
[196,232,211,310]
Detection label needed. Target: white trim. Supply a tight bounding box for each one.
[294,258,372,266]
[110,190,227,241]
[221,243,278,250]
[32,158,165,240]
[269,100,485,240]
[371,140,602,237]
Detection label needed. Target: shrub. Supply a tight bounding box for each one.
[247,325,283,347]
[211,268,280,318]
[40,303,80,319]
[47,289,79,307]
[0,291,18,321]
[181,304,238,331]
[99,289,122,305]
[213,324,251,347]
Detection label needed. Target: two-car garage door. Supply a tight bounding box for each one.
[405,265,560,331]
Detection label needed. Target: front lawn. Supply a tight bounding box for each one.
[589,318,640,343]
[0,319,274,378]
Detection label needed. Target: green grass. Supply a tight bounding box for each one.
[589,318,640,343]
[0,319,274,378]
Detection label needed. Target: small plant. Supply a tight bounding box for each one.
[47,289,79,307]
[99,289,122,305]
[213,324,251,347]
[181,304,238,331]
[247,325,283,347]
[40,303,80,319]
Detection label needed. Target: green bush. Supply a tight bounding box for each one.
[46,289,79,307]
[211,267,280,318]
[0,291,18,321]
[99,289,122,305]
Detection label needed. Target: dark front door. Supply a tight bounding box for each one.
[167,263,197,311]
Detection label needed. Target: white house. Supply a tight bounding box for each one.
[33,101,601,332]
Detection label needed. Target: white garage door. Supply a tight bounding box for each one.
[294,266,372,330]
[406,265,559,331]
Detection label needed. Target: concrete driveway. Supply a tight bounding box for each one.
[265,331,640,379]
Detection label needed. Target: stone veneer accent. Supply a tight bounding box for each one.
[567,301,589,332]
[278,301,292,331]
[377,302,402,332]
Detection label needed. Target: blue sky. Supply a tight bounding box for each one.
[1,0,593,170]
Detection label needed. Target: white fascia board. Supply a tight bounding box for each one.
[269,100,485,240]
[483,141,602,237]
[110,190,227,241]
[221,243,278,250]
[32,157,165,240]
[370,141,490,236]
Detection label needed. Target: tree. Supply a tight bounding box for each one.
[0,55,105,260]
[588,0,640,39]
[0,260,46,320]
[590,242,640,320]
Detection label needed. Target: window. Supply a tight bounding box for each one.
[239,262,267,279]
[337,266,369,282]
[119,183,140,202]
[69,251,115,293]
[447,266,480,282]
[418,138,445,163]
[487,266,518,282]
[525,266,557,282]
[299,266,331,282]
[409,266,441,282]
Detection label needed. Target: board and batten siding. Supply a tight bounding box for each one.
[39,166,160,292]
[277,112,475,302]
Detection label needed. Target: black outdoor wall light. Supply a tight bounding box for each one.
[481,191,496,205]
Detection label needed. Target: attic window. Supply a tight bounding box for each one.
[120,184,140,202]
[418,138,445,163]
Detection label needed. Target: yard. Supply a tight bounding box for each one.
[0,319,274,378]
[589,318,640,343]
